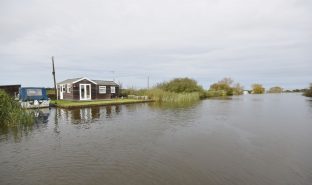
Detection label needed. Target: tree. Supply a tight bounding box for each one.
[252,84,265,94]
[208,78,244,96]
[268,86,283,93]
[232,83,244,95]
[209,78,233,96]
[219,77,234,86]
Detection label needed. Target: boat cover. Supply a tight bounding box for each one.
[19,87,49,101]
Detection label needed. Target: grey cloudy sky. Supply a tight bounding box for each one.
[0,0,311,89]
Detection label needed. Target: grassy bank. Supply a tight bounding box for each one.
[0,90,34,128]
[50,99,154,108]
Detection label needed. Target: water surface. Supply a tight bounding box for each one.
[1,94,312,185]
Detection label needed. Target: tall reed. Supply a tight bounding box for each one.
[145,88,200,103]
[0,90,34,128]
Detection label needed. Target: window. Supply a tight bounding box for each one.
[26,89,43,96]
[111,86,115,94]
[67,84,71,93]
[99,86,106,94]
[62,85,66,92]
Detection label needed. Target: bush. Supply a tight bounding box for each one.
[157,78,204,93]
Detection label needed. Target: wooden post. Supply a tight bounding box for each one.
[52,56,57,100]
[147,76,150,89]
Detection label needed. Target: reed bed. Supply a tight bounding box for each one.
[0,90,34,128]
[145,88,200,103]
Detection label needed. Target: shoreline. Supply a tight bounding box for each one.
[50,99,154,109]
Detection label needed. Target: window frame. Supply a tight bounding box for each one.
[111,86,115,94]
[99,86,107,94]
[67,84,71,93]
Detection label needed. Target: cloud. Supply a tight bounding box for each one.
[0,0,311,89]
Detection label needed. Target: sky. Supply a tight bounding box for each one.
[0,0,311,89]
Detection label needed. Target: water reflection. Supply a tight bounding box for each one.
[306,97,312,118]
[57,105,122,124]
[0,108,51,142]
[149,101,201,110]
[34,108,50,124]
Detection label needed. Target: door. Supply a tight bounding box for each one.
[80,84,91,100]
[60,85,64,100]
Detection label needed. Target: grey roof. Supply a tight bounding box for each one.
[93,80,118,86]
[58,77,118,86]
[57,78,82,85]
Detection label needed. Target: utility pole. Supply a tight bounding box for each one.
[52,56,57,100]
[110,70,115,82]
[147,76,150,89]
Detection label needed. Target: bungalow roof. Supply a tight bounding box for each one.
[58,77,118,86]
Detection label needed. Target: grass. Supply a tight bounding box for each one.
[145,88,201,103]
[0,90,34,128]
[50,98,154,108]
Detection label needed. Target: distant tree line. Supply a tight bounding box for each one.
[121,77,312,101]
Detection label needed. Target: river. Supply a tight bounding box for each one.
[1,93,312,185]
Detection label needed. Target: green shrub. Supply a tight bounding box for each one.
[157,78,204,93]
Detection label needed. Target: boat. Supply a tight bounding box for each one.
[19,87,50,108]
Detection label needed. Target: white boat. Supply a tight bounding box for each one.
[19,87,50,108]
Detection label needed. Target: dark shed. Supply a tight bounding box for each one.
[0,84,21,97]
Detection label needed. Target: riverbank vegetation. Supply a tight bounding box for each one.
[0,90,34,128]
[207,78,244,97]
[146,78,204,103]
[145,88,201,103]
[252,84,265,94]
[304,83,312,97]
[123,77,246,103]
[268,86,283,93]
